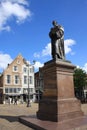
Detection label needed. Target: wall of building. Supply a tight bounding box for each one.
[0,54,35,104]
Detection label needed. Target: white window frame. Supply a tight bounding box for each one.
[6,75,11,84]
[24,75,27,84]
[14,75,19,84]
[29,76,33,84]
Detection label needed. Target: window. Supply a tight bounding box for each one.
[30,88,33,93]
[24,76,27,84]
[29,76,33,84]
[30,67,34,73]
[16,88,21,93]
[7,75,11,84]
[14,88,16,93]
[15,75,19,84]
[14,66,18,71]
[23,88,28,94]
[23,67,27,73]
[9,88,13,93]
[5,88,21,94]
[5,88,8,93]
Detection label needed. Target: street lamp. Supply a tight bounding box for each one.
[26,60,35,107]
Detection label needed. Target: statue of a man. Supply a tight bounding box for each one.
[49,20,65,60]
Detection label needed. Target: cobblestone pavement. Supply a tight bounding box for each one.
[0,103,38,130]
[0,103,87,130]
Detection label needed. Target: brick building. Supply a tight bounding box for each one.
[35,67,44,102]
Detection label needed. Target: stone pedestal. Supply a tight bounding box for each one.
[37,60,83,122]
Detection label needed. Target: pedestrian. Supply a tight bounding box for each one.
[14,97,17,105]
[8,97,11,105]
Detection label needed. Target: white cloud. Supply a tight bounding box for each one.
[64,39,76,54]
[34,61,44,71]
[42,43,51,56]
[11,0,28,5]
[34,39,76,58]
[76,64,87,73]
[0,0,28,5]
[33,43,51,58]
[0,0,31,31]
[33,53,40,58]
[22,60,43,72]
[82,63,87,72]
[0,53,13,71]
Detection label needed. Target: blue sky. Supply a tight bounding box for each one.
[0,0,87,72]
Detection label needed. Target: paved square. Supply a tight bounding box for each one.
[0,103,87,130]
[0,103,38,130]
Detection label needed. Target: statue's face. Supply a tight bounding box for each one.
[52,21,57,26]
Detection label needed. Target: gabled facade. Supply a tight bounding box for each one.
[0,54,35,104]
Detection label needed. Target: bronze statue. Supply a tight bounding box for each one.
[49,20,65,60]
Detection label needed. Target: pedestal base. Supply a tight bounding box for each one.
[37,98,83,122]
[37,60,84,122]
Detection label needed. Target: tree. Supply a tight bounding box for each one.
[73,68,87,100]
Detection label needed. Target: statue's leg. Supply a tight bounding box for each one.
[52,42,56,59]
[55,41,59,59]
[56,40,61,59]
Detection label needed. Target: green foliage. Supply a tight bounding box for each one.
[73,68,87,99]
[74,68,87,89]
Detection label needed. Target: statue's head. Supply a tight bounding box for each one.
[52,20,58,26]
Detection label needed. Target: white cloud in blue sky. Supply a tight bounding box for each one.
[34,61,43,70]
[0,53,13,72]
[64,39,76,55]
[42,43,51,56]
[0,0,31,31]
[82,63,87,72]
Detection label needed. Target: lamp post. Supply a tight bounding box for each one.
[27,63,30,107]
[26,60,35,107]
